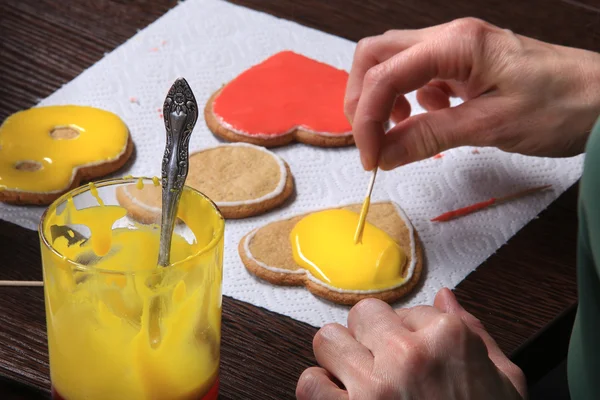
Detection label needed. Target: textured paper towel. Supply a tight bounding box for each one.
[0,0,583,327]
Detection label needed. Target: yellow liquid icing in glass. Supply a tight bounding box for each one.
[41,184,224,400]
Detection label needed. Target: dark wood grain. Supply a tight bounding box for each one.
[227,0,600,52]
[0,0,594,397]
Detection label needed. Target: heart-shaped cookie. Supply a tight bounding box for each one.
[239,202,423,305]
[205,51,354,148]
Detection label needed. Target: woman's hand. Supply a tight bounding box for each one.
[296,288,526,400]
[345,18,600,170]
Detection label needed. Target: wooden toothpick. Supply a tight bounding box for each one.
[353,168,378,244]
[0,280,43,287]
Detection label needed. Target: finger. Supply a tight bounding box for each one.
[345,22,462,123]
[345,30,425,124]
[347,298,406,354]
[428,80,458,97]
[434,288,527,397]
[416,84,451,111]
[296,367,349,400]
[378,96,506,169]
[352,29,487,170]
[390,95,412,123]
[394,305,443,331]
[313,323,373,384]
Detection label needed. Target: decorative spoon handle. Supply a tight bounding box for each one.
[158,77,198,267]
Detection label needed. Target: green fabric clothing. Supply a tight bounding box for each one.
[568,116,600,400]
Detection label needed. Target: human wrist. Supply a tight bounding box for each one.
[574,48,600,133]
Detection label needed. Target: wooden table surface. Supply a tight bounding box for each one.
[1,0,598,398]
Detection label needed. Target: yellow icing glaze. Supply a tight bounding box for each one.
[89,182,105,206]
[0,106,129,193]
[136,178,144,190]
[152,176,160,187]
[290,209,406,290]
[41,183,224,399]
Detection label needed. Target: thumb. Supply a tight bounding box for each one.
[296,367,349,400]
[434,288,528,398]
[378,96,505,170]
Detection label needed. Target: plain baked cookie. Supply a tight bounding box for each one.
[117,143,294,221]
[204,51,354,148]
[239,202,423,306]
[0,105,133,205]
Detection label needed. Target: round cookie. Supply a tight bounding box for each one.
[0,105,133,205]
[117,143,294,220]
[204,51,354,148]
[239,202,423,306]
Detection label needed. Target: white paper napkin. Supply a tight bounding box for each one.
[0,0,583,327]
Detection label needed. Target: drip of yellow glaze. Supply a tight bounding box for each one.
[152,176,160,187]
[53,198,126,257]
[176,189,219,252]
[89,182,104,206]
[136,178,144,190]
[123,175,134,180]
[290,209,406,291]
[172,280,187,305]
[0,106,129,193]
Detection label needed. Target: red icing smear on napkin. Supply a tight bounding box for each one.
[213,51,352,136]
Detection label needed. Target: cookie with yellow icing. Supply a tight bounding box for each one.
[239,202,423,305]
[116,143,294,221]
[0,105,133,205]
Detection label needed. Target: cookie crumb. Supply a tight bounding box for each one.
[472,149,480,154]
[150,47,159,52]
[433,153,444,159]
[129,97,139,105]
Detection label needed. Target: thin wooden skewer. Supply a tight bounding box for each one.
[431,184,553,222]
[0,280,44,287]
[354,168,378,244]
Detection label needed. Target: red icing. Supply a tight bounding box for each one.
[213,51,351,136]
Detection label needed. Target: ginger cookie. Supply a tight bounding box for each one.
[239,202,423,306]
[117,143,294,221]
[0,105,133,205]
[205,51,354,148]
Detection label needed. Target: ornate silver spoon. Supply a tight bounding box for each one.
[157,77,198,267]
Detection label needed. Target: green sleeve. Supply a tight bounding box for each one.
[568,115,600,400]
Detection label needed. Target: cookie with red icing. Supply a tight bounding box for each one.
[204,51,354,148]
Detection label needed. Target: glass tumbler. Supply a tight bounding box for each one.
[39,177,224,400]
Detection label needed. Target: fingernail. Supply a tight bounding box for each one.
[445,289,464,311]
[360,153,373,171]
[346,112,353,125]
